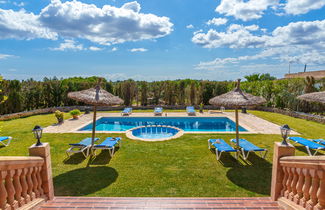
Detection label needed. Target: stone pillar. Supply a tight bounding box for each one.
[271,142,295,201]
[29,143,54,200]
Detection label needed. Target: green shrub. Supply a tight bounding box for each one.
[55,110,64,123]
[70,109,81,116]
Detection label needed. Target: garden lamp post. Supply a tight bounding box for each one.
[280,124,291,146]
[32,125,43,146]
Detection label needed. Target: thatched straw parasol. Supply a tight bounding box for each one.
[209,79,266,151]
[68,79,124,153]
[297,91,325,104]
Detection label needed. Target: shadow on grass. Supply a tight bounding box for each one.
[63,153,86,165]
[87,147,120,166]
[89,150,112,165]
[210,148,243,167]
[226,153,272,195]
[54,166,118,196]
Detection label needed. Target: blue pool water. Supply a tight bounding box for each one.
[79,117,247,132]
[132,126,180,139]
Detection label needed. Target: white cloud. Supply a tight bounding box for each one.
[13,2,24,7]
[0,0,173,45]
[186,24,194,29]
[193,20,325,49]
[0,53,14,59]
[39,0,173,45]
[284,0,325,15]
[216,0,278,21]
[267,20,325,48]
[112,47,118,52]
[0,1,6,3]
[192,24,267,48]
[129,48,148,52]
[194,20,325,70]
[89,46,103,51]
[0,8,57,40]
[50,40,84,51]
[206,18,228,26]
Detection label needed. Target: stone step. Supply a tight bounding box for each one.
[39,197,282,210]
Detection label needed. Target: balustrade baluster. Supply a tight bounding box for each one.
[294,168,304,204]
[285,166,293,198]
[26,167,35,200]
[315,170,325,210]
[281,166,288,196]
[0,171,8,210]
[13,169,23,207]
[289,167,299,201]
[300,168,312,207]
[31,166,40,198]
[5,169,18,209]
[306,169,320,209]
[36,166,44,197]
[20,168,29,204]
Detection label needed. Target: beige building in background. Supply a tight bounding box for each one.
[285,70,325,79]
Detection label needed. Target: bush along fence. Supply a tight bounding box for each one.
[0,105,324,124]
[1,77,325,115]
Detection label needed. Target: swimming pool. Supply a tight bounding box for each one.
[79,117,247,132]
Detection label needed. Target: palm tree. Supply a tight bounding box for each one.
[304,76,317,93]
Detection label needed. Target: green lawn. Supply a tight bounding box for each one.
[0,111,324,197]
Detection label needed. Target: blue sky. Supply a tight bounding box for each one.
[1,0,325,81]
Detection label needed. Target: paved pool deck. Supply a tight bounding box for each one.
[43,111,299,135]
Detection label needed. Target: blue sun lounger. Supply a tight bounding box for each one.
[288,137,325,156]
[208,139,237,160]
[154,107,163,116]
[92,137,122,157]
[186,106,196,116]
[313,139,325,146]
[66,137,99,157]
[121,107,132,116]
[230,139,267,160]
[0,136,12,147]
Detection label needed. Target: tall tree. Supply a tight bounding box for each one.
[139,81,148,106]
[0,75,7,104]
[304,76,317,93]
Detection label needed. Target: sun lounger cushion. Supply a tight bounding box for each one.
[230,139,265,151]
[69,137,99,146]
[0,136,10,142]
[289,137,325,150]
[210,139,236,152]
[94,137,121,148]
[122,108,132,113]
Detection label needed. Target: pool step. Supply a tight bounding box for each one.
[39,196,282,209]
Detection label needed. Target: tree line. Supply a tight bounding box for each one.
[0,75,324,115]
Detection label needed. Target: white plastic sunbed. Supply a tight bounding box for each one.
[92,137,122,157]
[0,136,12,147]
[66,137,99,157]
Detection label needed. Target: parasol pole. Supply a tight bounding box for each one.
[235,107,240,159]
[90,80,101,155]
[235,107,239,149]
[91,105,97,148]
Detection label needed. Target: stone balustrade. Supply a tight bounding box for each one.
[0,156,45,209]
[279,156,325,210]
[271,142,325,210]
[0,143,54,210]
